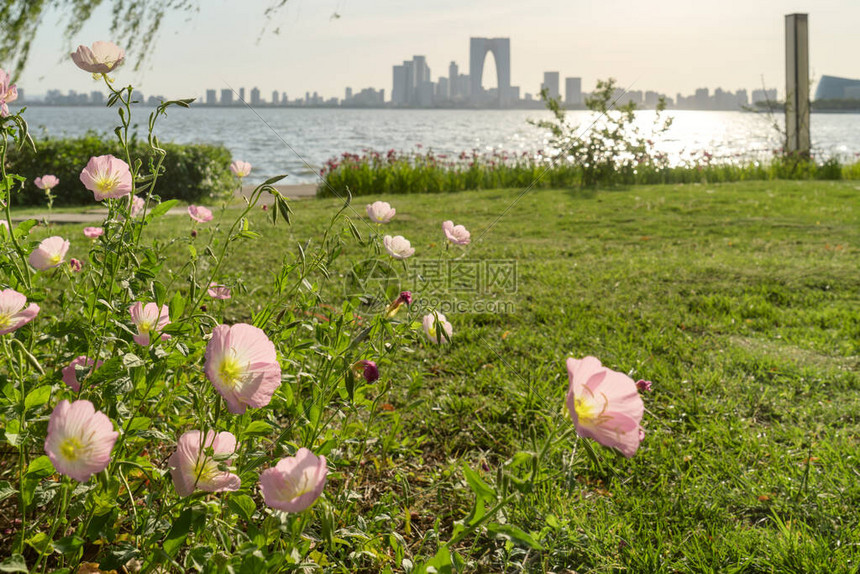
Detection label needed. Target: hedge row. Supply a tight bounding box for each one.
[5,132,235,206]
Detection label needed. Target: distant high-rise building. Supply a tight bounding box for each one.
[645,91,660,108]
[413,55,430,87]
[282,92,288,105]
[736,89,749,107]
[542,72,560,101]
[345,87,353,102]
[239,87,245,102]
[90,91,105,105]
[272,90,279,105]
[564,77,582,106]
[751,88,777,105]
[436,77,449,101]
[250,87,261,106]
[220,89,233,105]
[403,60,415,104]
[416,81,434,107]
[206,89,217,105]
[470,37,512,105]
[448,61,458,98]
[392,65,408,105]
[694,87,709,109]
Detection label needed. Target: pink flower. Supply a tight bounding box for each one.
[62,356,104,392]
[366,201,396,224]
[29,236,70,270]
[44,400,118,482]
[130,195,145,217]
[207,283,231,300]
[34,175,59,190]
[383,235,414,259]
[636,379,653,392]
[204,324,281,414]
[69,258,83,273]
[168,430,241,497]
[0,68,18,117]
[188,205,213,223]
[259,448,327,512]
[70,41,125,74]
[129,302,171,346]
[83,227,104,239]
[422,312,452,344]
[442,220,471,245]
[80,155,133,201]
[230,161,252,177]
[0,288,40,335]
[352,359,379,383]
[565,357,645,458]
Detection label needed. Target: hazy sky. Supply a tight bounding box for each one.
[13,0,860,100]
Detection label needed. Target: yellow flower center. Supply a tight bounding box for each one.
[49,254,61,266]
[574,398,597,425]
[60,437,84,461]
[138,320,152,333]
[95,173,118,193]
[574,390,608,426]
[0,314,11,330]
[218,357,244,388]
[193,458,218,483]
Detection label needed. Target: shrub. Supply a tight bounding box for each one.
[5,132,234,206]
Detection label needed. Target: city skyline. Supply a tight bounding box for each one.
[11,0,860,105]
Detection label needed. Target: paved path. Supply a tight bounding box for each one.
[10,184,317,224]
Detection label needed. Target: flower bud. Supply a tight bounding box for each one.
[385,290,412,318]
[351,359,379,383]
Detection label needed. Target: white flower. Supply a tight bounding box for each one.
[383,235,415,259]
[366,201,396,223]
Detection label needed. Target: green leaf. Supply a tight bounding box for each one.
[153,281,167,306]
[13,219,36,240]
[162,322,193,336]
[227,494,256,522]
[147,199,178,220]
[486,523,542,550]
[87,357,124,387]
[25,532,52,554]
[262,174,288,186]
[122,353,144,369]
[163,507,193,557]
[23,385,52,411]
[0,554,28,572]
[0,481,17,503]
[53,535,84,555]
[126,417,152,433]
[26,456,55,479]
[240,420,272,438]
[462,464,495,502]
[423,545,453,574]
[169,291,186,320]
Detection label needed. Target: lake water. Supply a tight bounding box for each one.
[16,106,860,185]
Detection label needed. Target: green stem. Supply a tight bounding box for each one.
[0,137,32,290]
[33,479,71,573]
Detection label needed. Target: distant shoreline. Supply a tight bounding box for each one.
[15,102,859,113]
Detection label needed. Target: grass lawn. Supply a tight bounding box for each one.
[24,179,860,572]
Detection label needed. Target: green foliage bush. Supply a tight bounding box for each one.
[5,132,234,205]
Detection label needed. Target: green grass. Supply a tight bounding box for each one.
[21,180,860,572]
